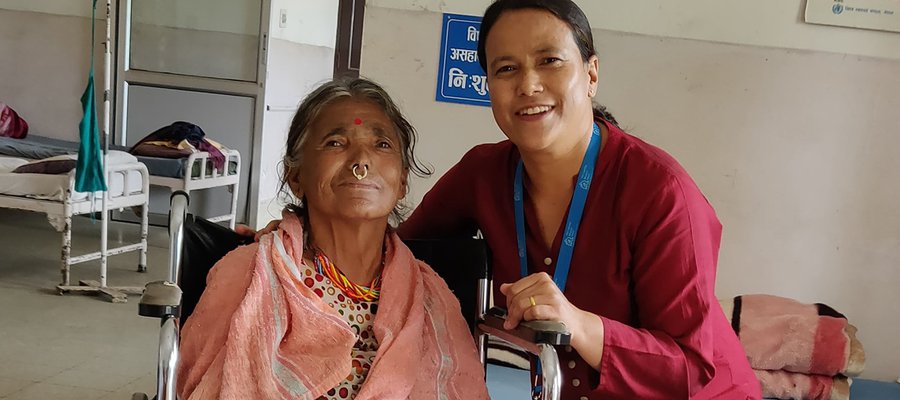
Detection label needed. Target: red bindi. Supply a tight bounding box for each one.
[354,118,362,125]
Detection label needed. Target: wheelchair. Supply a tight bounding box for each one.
[134,191,570,399]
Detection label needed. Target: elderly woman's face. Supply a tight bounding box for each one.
[291,97,407,222]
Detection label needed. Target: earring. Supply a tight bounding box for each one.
[352,163,369,180]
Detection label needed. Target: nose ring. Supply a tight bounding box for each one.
[352,163,368,180]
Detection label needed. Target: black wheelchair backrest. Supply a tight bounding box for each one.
[403,238,491,333]
[177,216,491,331]
[179,215,253,325]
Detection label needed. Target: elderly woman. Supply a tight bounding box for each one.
[176,78,488,400]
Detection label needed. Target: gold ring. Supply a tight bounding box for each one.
[529,296,536,307]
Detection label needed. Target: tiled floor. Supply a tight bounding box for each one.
[0,208,169,399]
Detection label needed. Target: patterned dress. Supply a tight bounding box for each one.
[297,258,379,400]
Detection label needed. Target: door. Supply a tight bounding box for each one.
[114,0,270,224]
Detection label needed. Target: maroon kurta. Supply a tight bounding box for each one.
[398,119,761,399]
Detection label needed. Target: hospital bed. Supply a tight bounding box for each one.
[0,150,149,302]
[0,134,241,228]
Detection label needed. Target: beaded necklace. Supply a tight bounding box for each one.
[309,247,383,302]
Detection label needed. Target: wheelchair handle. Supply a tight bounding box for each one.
[168,191,189,283]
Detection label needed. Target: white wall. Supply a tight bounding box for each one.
[269,0,339,47]
[0,8,105,140]
[369,0,900,61]
[254,0,338,226]
[360,3,900,381]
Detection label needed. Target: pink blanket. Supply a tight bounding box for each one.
[754,369,850,400]
[721,294,865,377]
[177,212,489,399]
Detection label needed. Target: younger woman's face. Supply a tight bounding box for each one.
[484,9,599,155]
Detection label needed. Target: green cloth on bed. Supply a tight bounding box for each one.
[75,0,106,193]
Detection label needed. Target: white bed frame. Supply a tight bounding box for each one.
[0,161,150,302]
[148,149,240,229]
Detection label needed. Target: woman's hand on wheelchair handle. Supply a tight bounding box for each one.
[499,272,584,334]
[500,272,606,370]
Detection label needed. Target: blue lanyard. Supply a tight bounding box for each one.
[513,123,601,292]
[517,123,601,399]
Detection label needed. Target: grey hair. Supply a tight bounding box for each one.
[279,77,433,223]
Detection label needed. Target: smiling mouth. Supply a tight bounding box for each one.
[341,182,378,190]
[516,105,554,116]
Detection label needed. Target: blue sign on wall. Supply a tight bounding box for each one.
[436,13,490,107]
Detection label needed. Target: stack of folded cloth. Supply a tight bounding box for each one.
[129,121,226,170]
[720,294,866,400]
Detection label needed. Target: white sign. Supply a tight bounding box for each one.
[806,0,900,33]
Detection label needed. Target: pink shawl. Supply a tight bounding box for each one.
[177,212,488,399]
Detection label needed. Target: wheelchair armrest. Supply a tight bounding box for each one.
[139,281,182,319]
[478,307,571,355]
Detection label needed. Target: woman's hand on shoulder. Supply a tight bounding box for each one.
[234,219,282,242]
